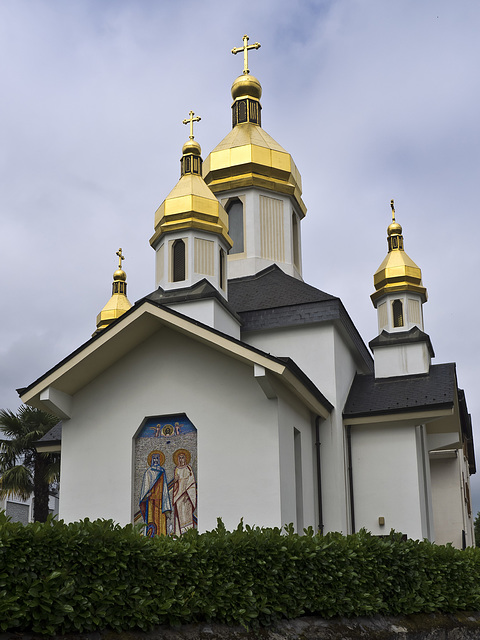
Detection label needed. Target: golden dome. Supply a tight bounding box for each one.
[387,221,402,236]
[203,123,306,217]
[182,138,202,156]
[150,169,232,248]
[94,249,132,335]
[371,205,427,306]
[231,74,262,100]
[113,269,126,281]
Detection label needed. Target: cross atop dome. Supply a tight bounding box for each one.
[231,34,261,75]
[116,247,125,269]
[182,110,201,140]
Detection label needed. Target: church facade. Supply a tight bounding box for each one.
[23,37,475,547]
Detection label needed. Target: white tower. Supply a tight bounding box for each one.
[203,35,306,280]
[370,200,433,378]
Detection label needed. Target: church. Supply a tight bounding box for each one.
[20,36,475,547]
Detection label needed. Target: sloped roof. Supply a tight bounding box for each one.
[228,265,373,373]
[343,363,457,418]
[19,298,332,420]
[228,264,336,312]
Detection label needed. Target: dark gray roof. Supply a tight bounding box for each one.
[145,279,241,322]
[36,421,62,444]
[343,363,457,418]
[228,264,336,312]
[228,265,373,373]
[369,327,435,358]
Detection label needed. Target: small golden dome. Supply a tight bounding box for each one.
[388,221,403,236]
[113,269,127,281]
[182,138,202,156]
[231,74,262,100]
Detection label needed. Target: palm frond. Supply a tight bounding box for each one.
[0,465,33,501]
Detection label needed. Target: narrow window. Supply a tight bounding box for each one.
[227,199,244,254]
[392,299,404,327]
[172,239,186,282]
[219,248,226,290]
[292,212,300,268]
[294,428,304,533]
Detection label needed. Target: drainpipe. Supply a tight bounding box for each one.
[346,425,355,534]
[315,416,324,535]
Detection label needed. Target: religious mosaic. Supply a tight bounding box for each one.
[133,414,197,537]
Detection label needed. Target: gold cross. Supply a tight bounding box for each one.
[182,110,201,139]
[231,34,261,75]
[116,247,125,269]
[390,199,396,223]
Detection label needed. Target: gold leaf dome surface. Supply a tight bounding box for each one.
[203,123,306,217]
[371,216,427,305]
[231,74,262,100]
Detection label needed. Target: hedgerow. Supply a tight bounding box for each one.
[1,514,480,635]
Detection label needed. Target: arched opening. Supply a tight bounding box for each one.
[292,212,300,268]
[219,248,226,290]
[392,299,404,328]
[226,199,244,255]
[172,239,186,282]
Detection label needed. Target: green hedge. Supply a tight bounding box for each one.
[1,515,480,635]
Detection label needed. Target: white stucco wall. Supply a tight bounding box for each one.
[219,187,302,280]
[350,422,429,540]
[59,326,314,532]
[276,391,316,532]
[166,299,241,339]
[430,452,474,548]
[244,323,361,535]
[373,342,430,378]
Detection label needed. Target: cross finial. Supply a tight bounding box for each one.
[182,110,201,140]
[390,199,396,223]
[232,34,261,75]
[116,247,125,269]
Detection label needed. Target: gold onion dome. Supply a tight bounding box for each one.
[371,200,427,306]
[113,268,127,281]
[149,111,232,249]
[388,221,402,236]
[95,248,132,335]
[231,73,262,100]
[182,138,201,156]
[203,34,306,217]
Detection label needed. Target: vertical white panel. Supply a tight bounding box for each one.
[260,195,285,261]
[194,238,214,275]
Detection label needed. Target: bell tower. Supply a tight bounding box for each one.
[203,35,307,280]
[369,200,434,378]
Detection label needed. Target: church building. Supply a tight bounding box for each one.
[22,36,475,548]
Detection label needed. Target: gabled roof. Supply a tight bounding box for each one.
[228,264,335,311]
[19,296,332,419]
[228,265,373,373]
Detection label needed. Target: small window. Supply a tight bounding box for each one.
[392,299,404,327]
[227,199,244,254]
[292,212,300,268]
[219,248,226,290]
[172,239,186,282]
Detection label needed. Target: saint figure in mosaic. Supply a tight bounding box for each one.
[172,449,197,535]
[139,450,172,537]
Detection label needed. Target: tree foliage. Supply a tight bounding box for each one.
[0,405,60,522]
[474,511,480,547]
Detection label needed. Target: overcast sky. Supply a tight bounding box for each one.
[1,1,479,515]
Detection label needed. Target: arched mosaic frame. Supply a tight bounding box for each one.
[133,413,197,537]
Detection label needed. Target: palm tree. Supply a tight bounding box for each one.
[0,405,60,522]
